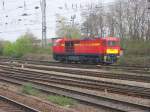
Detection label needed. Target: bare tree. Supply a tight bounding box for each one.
[56,15,81,38]
[81,0,149,40]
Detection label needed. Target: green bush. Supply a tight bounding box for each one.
[3,42,15,57]
[0,42,4,55]
[2,32,52,58]
[13,36,33,57]
[3,37,33,58]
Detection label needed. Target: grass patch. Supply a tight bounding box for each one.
[22,83,77,107]
[47,95,76,107]
[22,83,39,96]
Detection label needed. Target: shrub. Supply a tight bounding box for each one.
[13,36,33,57]
[2,33,52,57]
[3,42,15,57]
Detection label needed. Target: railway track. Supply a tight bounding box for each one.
[0,64,150,112]
[0,76,150,112]
[1,61,150,83]
[22,64,150,83]
[0,66,150,99]
[0,64,150,99]
[0,95,40,112]
[0,57,150,74]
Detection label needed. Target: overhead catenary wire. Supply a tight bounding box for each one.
[0,1,40,14]
[0,0,121,41]
[0,26,54,34]
[0,0,118,23]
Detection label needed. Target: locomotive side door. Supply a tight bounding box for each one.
[65,41,74,54]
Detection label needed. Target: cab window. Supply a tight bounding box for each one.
[107,41,119,47]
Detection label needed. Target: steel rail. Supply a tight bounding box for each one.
[23,64,150,82]
[0,95,40,112]
[0,57,149,73]
[0,70,150,99]
[0,76,149,112]
[0,65,150,99]
[0,60,150,111]
[0,62,150,83]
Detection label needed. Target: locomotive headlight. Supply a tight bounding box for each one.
[106,49,119,54]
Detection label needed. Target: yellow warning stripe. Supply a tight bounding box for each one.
[60,43,101,47]
[75,43,100,46]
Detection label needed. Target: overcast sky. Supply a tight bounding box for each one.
[0,0,114,41]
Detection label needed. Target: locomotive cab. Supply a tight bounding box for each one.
[102,37,120,64]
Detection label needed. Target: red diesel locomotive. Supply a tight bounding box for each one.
[52,37,121,64]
